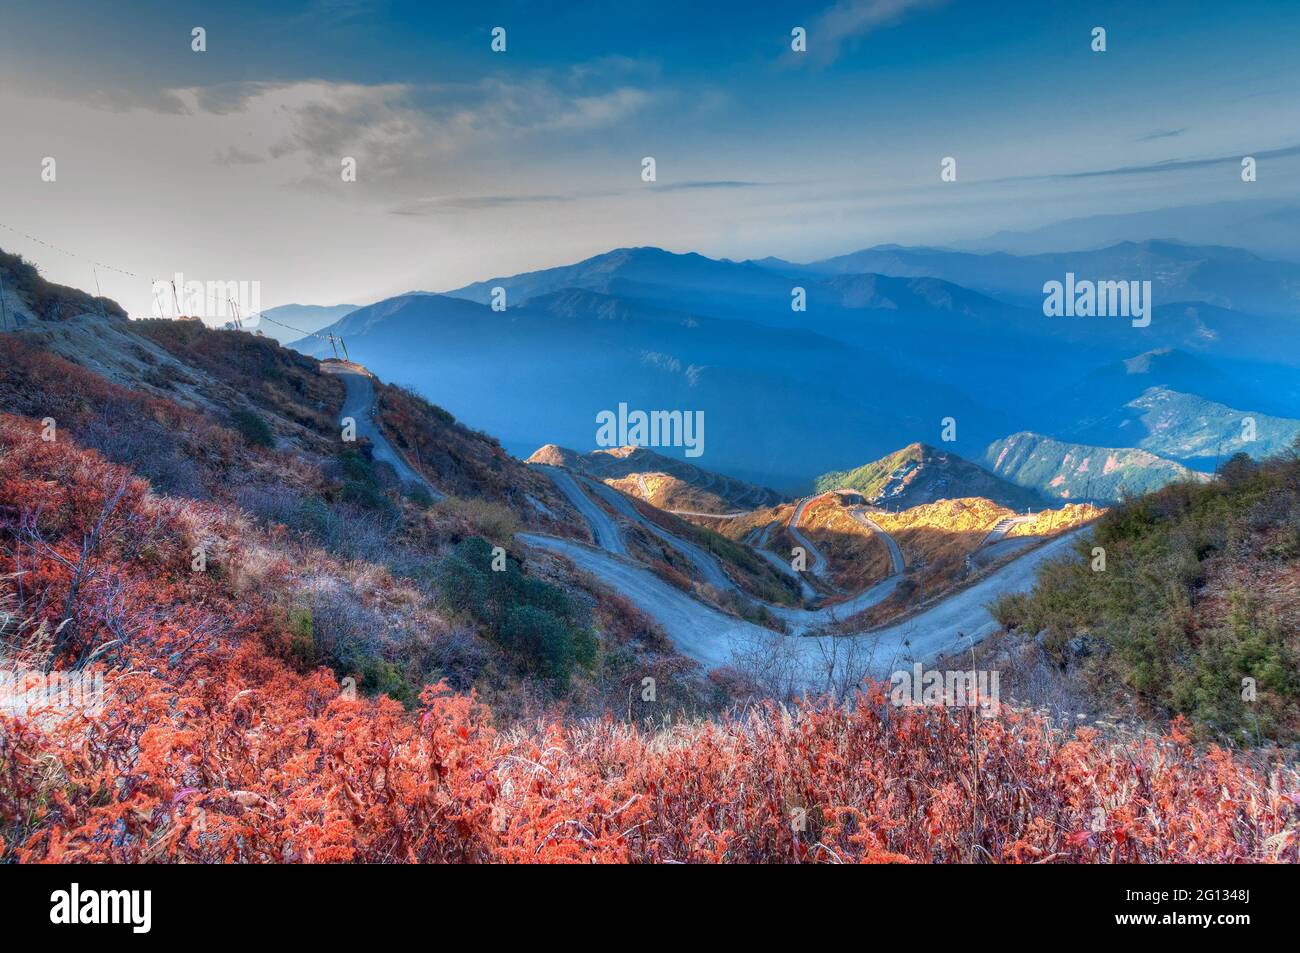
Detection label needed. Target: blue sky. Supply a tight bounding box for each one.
[1,0,1296,315]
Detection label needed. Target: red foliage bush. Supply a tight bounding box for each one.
[2,415,1297,863]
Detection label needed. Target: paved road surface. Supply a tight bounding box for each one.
[668,509,747,518]
[752,522,818,600]
[519,533,760,669]
[533,465,628,555]
[579,476,740,593]
[856,528,1085,669]
[521,528,1087,688]
[321,361,444,500]
[787,496,835,582]
[847,507,906,575]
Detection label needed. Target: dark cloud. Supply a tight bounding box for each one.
[1137,128,1186,141]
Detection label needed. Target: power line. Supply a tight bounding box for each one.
[0,219,336,339]
[0,221,143,279]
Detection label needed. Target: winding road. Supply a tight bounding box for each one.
[522,527,1087,688]
[847,507,906,575]
[577,475,740,593]
[534,465,628,555]
[322,361,444,500]
[330,369,1087,689]
[787,496,836,582]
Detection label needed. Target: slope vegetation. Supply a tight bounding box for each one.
[816,443,1042,510]
[986,431,1206,502]
[994,449,1300,742]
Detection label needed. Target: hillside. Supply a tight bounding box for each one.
[3,420,1291,863]
[992,448,1300,743]
[0,253,731,722]
[528,443,784,513]
[985,431,1206,502]
[816,443,1043,511]
[1069,386,1300,466]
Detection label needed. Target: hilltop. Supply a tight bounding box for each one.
[815,443,1043,511]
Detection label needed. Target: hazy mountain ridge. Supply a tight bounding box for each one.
[254,303,359,344]
[300,241,1298,498]
[780,239,1300,320]
[296,287,1007,491]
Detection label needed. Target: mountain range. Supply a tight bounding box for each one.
[293,239,1300,501]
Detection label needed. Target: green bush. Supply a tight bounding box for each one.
[433,536,596,690]
[333,449,397,516]
[286,606,315,666]
[230,407,274,448]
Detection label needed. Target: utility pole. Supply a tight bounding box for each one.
[92,268,107,320]
[339,337,349,361]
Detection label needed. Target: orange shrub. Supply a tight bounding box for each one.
[2,415,1297,864]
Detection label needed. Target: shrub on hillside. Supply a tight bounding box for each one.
[994,451,1300,742]
[433,536,595,689]
[0,249,127,321]
[434,495,519,542]
[230,407,275,448]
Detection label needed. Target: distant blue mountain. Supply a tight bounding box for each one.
[951,198,1300,265]
[767,239,1300,321]
[298,287,1008,491]
[254,303,358,344]
[302,243,1300,492]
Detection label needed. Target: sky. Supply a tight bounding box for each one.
[1,0,1297,318]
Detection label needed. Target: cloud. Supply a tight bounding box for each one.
[212,146,266,166]
[803,0,949,64]
[1137,128,1186,142]
[652,180,765,192]
[388,180,767,215]
[1055,142,1300,180]
[389,193,581,214]
[147,67,659,201]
